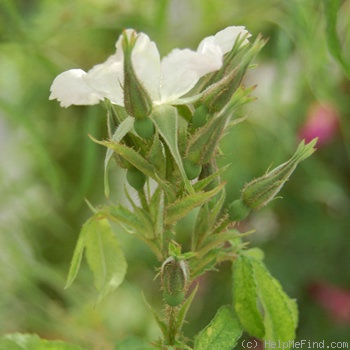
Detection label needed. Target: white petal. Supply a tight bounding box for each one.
[132,32,161,101]
[86,54,124,105]
[159,48,222,103]
[49,69,102,107]
[114,30,161,101]
[158,26,251,103]
[198,26,251,55]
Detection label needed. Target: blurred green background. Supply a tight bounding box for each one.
[0,0,349,348]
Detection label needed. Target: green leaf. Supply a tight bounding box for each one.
[193,164,229,192]
[207,190,226,230]
[65,222,87,289]
[150,105,193,193]
[109,204,153,237]
[232,255,298,346]
[165,183,225,226]
[192,204,210,247]
[193,189,226,248]
[175,284,199,332]
[197,230,240,258]
[194,305,242,350]
[104,116,134,197]
[131,207,155,239]
[84,216,127,302]
[92,137,158,181]
[232,255,265,338]
[252,259,298,347]
[0,333,84,350]
[148,187,164,238]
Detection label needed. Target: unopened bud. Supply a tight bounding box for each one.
[183,158,202,180]
[200,35,266,113]
[122,31,154,138]
[228,199,251,221]
[126,166,146,190]
[241,139,317,210]
[161,256,189,307]
[201,68,240,113]
[133,118,155,139]
[192,105,209,128]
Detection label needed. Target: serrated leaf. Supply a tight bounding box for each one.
[109,204,153,237]
[93,138,158,181]
[194,189,226,247]
[233,255,298,346]
[150,105,193,193]
[194,305,242,350]
[84,216,127,302]
[0,333,84,350]
[197,230,240,258]
[165,183,225,226]
[65,222,87,289]
[104,116,134,197]
[252,258,298,347]
[232,255,265,338]
[97,138,175,198]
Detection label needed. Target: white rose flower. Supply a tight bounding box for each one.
[49,26,250,108]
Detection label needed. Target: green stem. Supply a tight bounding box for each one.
[138,187,149,210]
[166,306,177,346]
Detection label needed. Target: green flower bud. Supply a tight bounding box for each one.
[161,257,189,307]
[192,105,209,128]
[183,159,202,180]
[241,139,317,210]
[122,31,153,122]
[200,68,240,113]
[126,166,146,190]
[206,34,265,90]
[134,118,155,139]
[228,199,251,221]
[200,35,266,113]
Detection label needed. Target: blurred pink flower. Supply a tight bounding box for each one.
[298,103,339,146]
[308,281,350,324]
